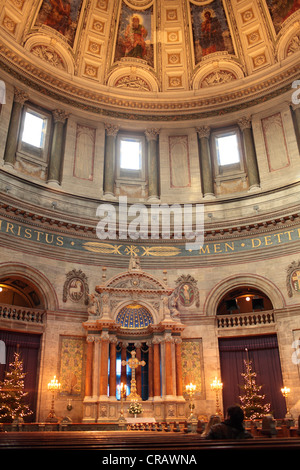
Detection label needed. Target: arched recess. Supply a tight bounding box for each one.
[204,273,285,316]
[113,301,156,327]
[276,21,300,61]
[192,59,244,90]
[0,262,58,311]
[24,35,74,75]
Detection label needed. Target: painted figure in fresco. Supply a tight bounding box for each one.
[200,9,225,56]
[178,283,194,306]
[123,15,148,59]
[44,0,72,35]
[267,0,300,32]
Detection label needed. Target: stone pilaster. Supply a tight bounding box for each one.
[4,88,28,167]
[103,123,119,198]
[48,109,68,185]
[238,116,260,191]
[145,128,160,201]
[196,126,215,198]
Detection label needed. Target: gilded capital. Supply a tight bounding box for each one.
[196,126,210,139]
[145,128,160,141]
[237,116,252,130]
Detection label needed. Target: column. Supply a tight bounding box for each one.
[48,109,68,185]
[147,341,154,399]
[153,337,161,399]
[238,117,260,190]
[3,88,28,167]
[85,336,94,397]
[145,128,160,201]
[109,336,117,398]
[196,126,215,198]
[291,104,300,151]
[164,334,174,398]
[135,343,142,398]
[92,337,101,398]
[174,338,183,397]
[103,123,119,198]
[99,331,110,399]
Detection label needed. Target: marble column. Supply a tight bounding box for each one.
[196,126,215,198]
[85,336,94,397]
[3,88,28,167]
[145,128,160,201]
[153,337,161,399]
[238,116,260,190]
[48,109,68,185]
[103,123,119,198]
[164,334,174,398]
[174,338,183,397]
[109,336,117,398]
[99,331,110,399]
[92,337,101,398]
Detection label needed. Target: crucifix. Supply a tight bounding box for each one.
[122,350,146,401]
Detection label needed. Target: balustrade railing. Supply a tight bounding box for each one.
[0,303,45,324]
[217,310,275,329]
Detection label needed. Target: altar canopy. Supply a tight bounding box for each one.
[82,256,186,423]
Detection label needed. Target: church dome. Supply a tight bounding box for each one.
[115,304,154,329]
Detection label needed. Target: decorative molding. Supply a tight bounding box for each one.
[63,268,89,304]
[286,260,300,298]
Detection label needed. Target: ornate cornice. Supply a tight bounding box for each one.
[0,41,299,121]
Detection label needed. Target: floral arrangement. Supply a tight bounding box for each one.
[128,401,143,415]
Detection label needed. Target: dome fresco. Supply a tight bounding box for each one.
[115,304,154,329]
[0,0,299,120]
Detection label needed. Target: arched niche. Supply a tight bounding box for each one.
[216,286,273,315]
[0,262,58,311]
[204,273,285,316]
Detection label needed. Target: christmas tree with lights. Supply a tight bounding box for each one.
[0,349,33,423]
[239,349,271,420]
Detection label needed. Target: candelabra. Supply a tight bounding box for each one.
[281,386,292,419]
[186,382,196,420]
[46,375,61,422]
[210,377,223,417]
[118,382,127,422]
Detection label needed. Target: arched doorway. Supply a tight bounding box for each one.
[0,268,49,423]
[216,286,286,419]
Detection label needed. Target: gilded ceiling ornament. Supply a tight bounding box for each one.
[200,70,236,87]
[30,45,66,70]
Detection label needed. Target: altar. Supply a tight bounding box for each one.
[126,417,156,424]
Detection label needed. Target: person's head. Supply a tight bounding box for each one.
[207,414,221,427]
[132,16,140,28]
[226,406,244,425]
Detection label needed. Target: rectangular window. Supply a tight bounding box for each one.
[16,104,52,179]
[21,110,47,149]
[120,138,142,170]
[216,132,240,166]
[116,132,146,183]
[210,126,247,194]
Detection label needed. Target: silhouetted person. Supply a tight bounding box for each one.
[205,406,253,439]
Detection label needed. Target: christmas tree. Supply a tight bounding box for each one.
[0,349,33,423]
[239,350,271,420]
